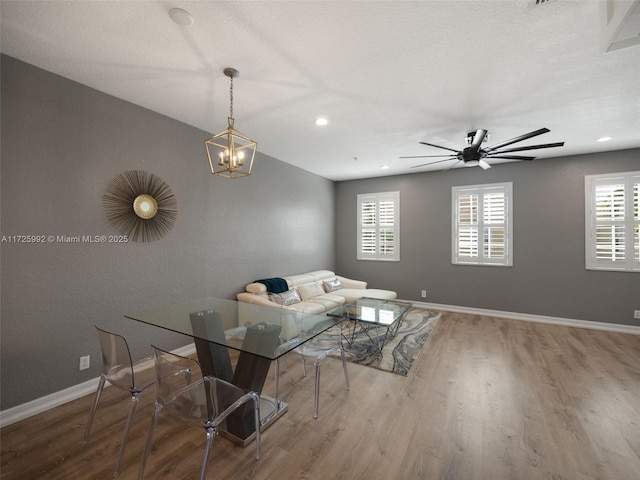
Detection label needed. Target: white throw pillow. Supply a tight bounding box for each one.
[296,282,325,301]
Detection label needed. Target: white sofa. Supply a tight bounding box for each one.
[236,270,396,315]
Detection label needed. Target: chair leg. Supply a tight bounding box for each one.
[251,393,262,460]
[310,348,349,419]
[138,402,162,480]
[274,358,280,400]
[113,391,140,477]
[274,355,290,400]
[313,361,321,419]
[199,428,216,480]
[340,347,350,391]
[81,375,106,445]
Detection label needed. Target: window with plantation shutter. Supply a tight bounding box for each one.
[357,191,400,261]
[452,183,512,266]
[585,171,640,272]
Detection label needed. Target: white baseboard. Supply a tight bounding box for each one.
[413,301,640,335]
[3,306,638,429]
[0,343,196,429]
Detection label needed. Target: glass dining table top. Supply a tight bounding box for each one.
[125,297,340,360]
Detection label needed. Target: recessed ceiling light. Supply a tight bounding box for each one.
[315,117,328,126]
[381,165,389,170]
[596,136,612,142]
[169,8,194,26]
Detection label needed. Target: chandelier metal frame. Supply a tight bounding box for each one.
[204,68,257,179]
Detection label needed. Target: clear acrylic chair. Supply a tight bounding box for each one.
[276,301,349,419]
[81,326,156,478]
[138,346,261,480]
[293,342,349,419]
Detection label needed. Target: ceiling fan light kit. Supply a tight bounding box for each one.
[402,127,565,171]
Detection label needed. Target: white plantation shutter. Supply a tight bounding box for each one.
[636,182,640,263]
[457,193,479,258]
[585,171,640,271]
[458,227,478,258]
[357,192,400,261]
[360,229,377,256]
[483,191,506,259]
[595,182,625,262]
[360,199,377,256]
[452,183,512,266]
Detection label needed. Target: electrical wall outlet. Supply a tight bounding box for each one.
[634,310,640,320]
[79,355,90,371]
[421,290,427,298]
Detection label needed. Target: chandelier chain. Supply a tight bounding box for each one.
[229,75,234,119]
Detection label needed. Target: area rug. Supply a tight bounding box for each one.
[307,307,440,376]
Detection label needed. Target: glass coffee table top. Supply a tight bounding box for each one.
[326,297,413,351]
[326,297,412,325]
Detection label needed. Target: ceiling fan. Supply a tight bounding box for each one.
[401,128,565,171]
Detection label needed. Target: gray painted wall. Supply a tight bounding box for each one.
[1,56,335,409]
[335,149,640,325]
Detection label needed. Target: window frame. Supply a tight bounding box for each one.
[357,191,400,262]
[584,171,640,272]
[452,182,513,267]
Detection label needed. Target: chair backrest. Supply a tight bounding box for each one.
[151,346,247,424]
[152,345,199,404]
[95,326,135,391]
[279,301,344,342]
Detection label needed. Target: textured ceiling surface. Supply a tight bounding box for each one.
[2,0,639,180]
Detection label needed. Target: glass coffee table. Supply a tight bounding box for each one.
[326,297,413,352]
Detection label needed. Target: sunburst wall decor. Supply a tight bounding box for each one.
[102,170,177,242]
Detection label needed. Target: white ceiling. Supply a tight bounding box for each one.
[2,0,639,181]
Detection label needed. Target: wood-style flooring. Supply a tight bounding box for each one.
[2,312,640,480]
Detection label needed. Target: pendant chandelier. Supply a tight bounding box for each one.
[204,68,257,178]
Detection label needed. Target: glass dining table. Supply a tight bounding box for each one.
[125,297,340,446]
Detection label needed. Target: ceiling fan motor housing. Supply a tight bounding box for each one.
[461,146,482,162]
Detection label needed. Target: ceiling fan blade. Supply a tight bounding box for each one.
[411,157,458,168]
[419,142,461,154]
[479,159,491,170]
[442,160,463,172]
[399,154,458,159]
[487,155,536,161]
[470,129,488,150]
[484,128,550,153]
[490,142,565,154]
